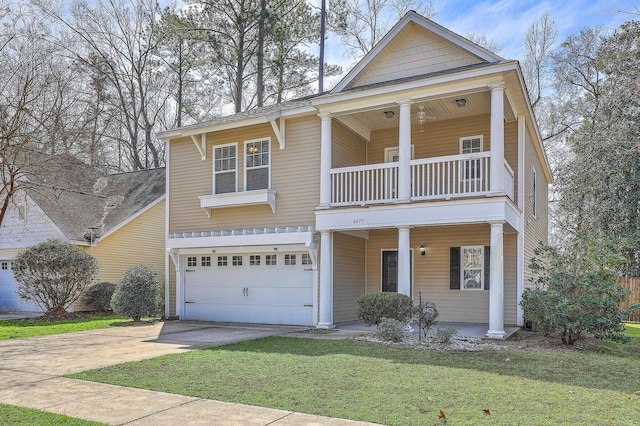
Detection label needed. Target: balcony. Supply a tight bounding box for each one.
[330,152,514,206]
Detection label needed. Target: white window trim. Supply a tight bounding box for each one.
[459,135,484,154]
[460,246,484,291]
[213,142,238,194]
[532,166,538,219]
[244,137,271,191]
[384,145,414,163]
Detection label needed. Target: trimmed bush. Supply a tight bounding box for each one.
[376,318,405,342]
[434,327,457,344]
[81,282,116,311]
[13,239,98,316]
[111,265,160,321]
[356,292,414,326]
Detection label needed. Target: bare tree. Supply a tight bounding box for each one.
[331,0,436,61]
[465,33,502,55]
[521,11,558,111]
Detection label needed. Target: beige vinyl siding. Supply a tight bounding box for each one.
[168,117,320,234]
[366,224,517,325]
[76,200,165,311]
[351,25,481,89]
[523,127,549,288]
[504,120,519,203]
[333,232,366,322]
[332,121,366,168]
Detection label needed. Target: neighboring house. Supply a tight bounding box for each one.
[159,12,550,338]
[0,155,165,312]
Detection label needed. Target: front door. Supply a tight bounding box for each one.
[381,250,413,293]
[382,250,398,292]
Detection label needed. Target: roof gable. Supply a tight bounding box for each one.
[333,11,503,93]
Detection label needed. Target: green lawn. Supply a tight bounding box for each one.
[0,316,131,340]
[69,335,640,426]
[0,403,106,425]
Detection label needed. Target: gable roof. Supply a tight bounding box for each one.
[332,11,504,93]
[22,155,165,243]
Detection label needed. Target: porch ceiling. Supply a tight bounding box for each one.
[334,90,514,134]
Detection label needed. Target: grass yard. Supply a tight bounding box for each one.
[0,403,106,425]
[69,333,640,426]
[0,316,131,340]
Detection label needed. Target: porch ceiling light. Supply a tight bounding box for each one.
[384,110,395,118]
[455,98,467,107]
[420,244,426,256]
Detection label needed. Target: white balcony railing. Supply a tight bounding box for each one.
[330,152,512,206]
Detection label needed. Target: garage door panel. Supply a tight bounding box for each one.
[183,252,314,325]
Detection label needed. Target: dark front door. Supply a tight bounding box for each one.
[382,250,398,292]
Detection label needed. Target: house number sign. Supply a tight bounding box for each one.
[352,218,364,224]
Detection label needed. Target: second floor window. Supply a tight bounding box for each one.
[214,143,237,194]
[245,138,270,191]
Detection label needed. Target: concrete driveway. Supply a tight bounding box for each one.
[0,321,379,425]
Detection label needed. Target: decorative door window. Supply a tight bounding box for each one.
[461,246,484,290]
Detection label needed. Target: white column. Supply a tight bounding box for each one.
[487,221,505,339]
[397,101,412,202]
[489,84,505,194]
[397,226,411,296]
[175,255,184,319]
[319,113,332,207]
[318,231,334,328]
[517,114,526,326]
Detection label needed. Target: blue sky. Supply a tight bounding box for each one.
[318,0,637,84]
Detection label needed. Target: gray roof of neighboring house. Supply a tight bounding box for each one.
[24,155,165,243]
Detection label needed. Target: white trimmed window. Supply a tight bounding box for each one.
[217,256,228,266]
[461,246,484,290]
[265,254,277,265]
[232,255,243,266]
[460,135,483,180]
[250,255,261,266]
[284,254,296,265]
[244,138,270,191]
[187,257,197,267]
[201,256,211,267]
[301,253,312,265]
[214,143,237,194]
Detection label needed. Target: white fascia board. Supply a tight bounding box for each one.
[176,243,310,256]
[97,195,166,242]
[315,197,520,231]
[167,231,315,250]
[333,12,503,93]
[314,63,518,113]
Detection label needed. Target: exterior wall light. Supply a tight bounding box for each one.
[420,244,426,256]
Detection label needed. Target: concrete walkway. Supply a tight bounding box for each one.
[0,321,379,425]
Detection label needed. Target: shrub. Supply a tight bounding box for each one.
[521,245,632,345]
[81,282,116,311]
[376,318,406,342]
[13,239,99,316]
[111,265,160,321]
[415,298,438,338]
[433,327,457,344]
[356,292,414,326]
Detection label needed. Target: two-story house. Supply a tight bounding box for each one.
[159,12,550,338]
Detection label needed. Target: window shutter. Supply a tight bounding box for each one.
[484,246,490,290]
[450,247,460,290]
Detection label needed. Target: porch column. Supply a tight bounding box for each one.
[397,101,412,202]
[487,221,505,339]
[319,113,332,207]
[397,226,411,296]
[489,84,505,194]
[318,231,334,328]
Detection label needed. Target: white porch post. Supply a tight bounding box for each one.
[517,114,526,326]
[319,113,332,207]
[397,226,411,296]
[487,221,505,339]
[489,84,505,194]
[175,255,184,319]
[318,231,334,328]
[397,101,412,202]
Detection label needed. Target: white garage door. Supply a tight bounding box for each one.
[0,260,40,312]
[183,252,314,326]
